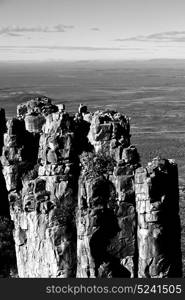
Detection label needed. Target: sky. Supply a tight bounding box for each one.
[0,0,185,61]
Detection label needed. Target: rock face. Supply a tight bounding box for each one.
[135,158,182,277]
[0,97,182,278]
[0,109,17,277]
[1,98,78,277]
[77,111,139,278]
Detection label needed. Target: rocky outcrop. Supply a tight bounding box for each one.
[77,111,139,278]
[0,108,6,155]
[135,158,182,277]
[0,97,182,277]
[87,110,130,157]
[0,108,8,216]
[0,108,17,277]
[1,98,78,277]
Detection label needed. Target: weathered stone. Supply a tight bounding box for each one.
[78,104,88,115]
[88,110,131,158]
[135,157,182,277]
[0,108,6,155]
[57,104,65,112]
[0,100,182,278]
[17,96,58,119]
[25,115,45,133]
[1,98,78,277]
[76,111,140,278]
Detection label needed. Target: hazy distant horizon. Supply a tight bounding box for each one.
[2,58,185,64]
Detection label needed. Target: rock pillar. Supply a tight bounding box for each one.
[1,98,78,277]
[76,111,140,277]
[135,157,182,277]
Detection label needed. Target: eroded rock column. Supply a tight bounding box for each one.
[135,157,182,277]
[77,111,140,277]
[1,98,78,277]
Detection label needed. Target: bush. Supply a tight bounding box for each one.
[80,151,116,179]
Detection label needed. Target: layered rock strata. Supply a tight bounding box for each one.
[0,97,182,277]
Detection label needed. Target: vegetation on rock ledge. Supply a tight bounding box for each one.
[79,151,116,179]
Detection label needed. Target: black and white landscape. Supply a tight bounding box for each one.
[0,0,184,278]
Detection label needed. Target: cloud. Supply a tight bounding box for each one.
[48,46,140,51]
[115,31,185,43]
[90,27,100,31]
[6,32,23,37]
[53,24,75,32]
[0,45,144,51]
[0,24,75,35]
